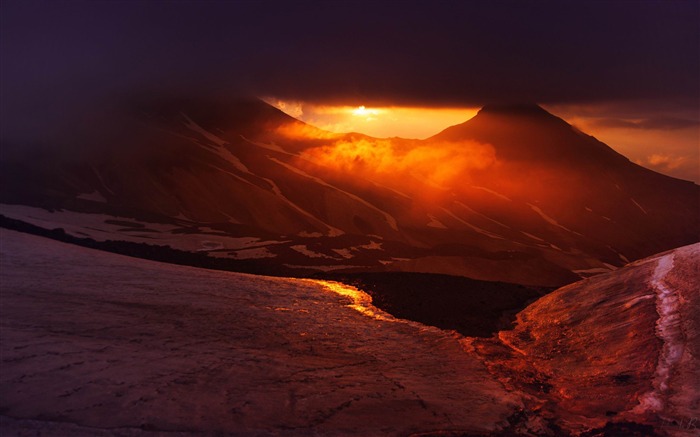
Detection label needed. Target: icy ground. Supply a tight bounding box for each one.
[483,243,699,435]
[2,228,698,436]
[0,229,521,436]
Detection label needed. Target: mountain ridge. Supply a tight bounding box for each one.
[1,95,697,287]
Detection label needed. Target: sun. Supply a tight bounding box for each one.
[267,98,479,139]
[352,105,380,118]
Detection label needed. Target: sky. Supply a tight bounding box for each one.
[1,0,698,181]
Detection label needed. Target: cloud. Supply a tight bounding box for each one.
[634,153,698,182]
[300,137,497,189]
[591,117,700,131]
[645,154,688,170]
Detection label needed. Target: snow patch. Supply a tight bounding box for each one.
[521,231,545,242]
[572,266,615,277]
[630,198,648,215]
[290,245,338,259]
[427,214,448,229]
[527,203,581,236]
[453,201,512,230]
[90,166,116,195]
[76,190,106,203]
[232,247,276,259]
[259,176,344,237]
[632,253,683,414]
[470,186,512,202]
[181,112,228,147]
[181,113,252,175]
[370,180,412,199]
[240,135,288,153]
[359,241,383,250]
[607,246,630,264]
[440,207,504,240]
[623,294,655,309]
[283,264,364,272]
[331,248,355,259]
[268,157,399,231]
[297,231,324,238]
[197,241,224,251]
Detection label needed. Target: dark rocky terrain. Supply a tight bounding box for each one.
[320,271,551,337]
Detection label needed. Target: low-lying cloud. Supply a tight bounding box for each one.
[300,137,497,189]
[592,117,700,131]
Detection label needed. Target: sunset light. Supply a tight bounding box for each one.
[311,280,392,321]
[266,98,479,139]
[351,105,380,118]
[3,2,698,436]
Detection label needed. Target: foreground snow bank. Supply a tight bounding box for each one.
[488,243,699,435]
[0,229,520,436]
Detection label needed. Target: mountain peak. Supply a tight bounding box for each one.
[478,103,550,117]
[429,101,632,165]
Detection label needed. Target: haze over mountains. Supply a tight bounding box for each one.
[1,96,697,287]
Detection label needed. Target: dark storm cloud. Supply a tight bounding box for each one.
[1,0,698,143]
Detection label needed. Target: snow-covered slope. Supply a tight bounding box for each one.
[474,242,700,435]
[0,229,521,436]
[2,229,698,436]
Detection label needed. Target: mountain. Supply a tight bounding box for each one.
[1,96,698,287]
[2,227,698,435]
[473,241,699,435]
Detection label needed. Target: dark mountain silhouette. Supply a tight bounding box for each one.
[1,97,698,287]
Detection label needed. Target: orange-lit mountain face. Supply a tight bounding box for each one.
[473,242,700,434]
[1,97,698,287]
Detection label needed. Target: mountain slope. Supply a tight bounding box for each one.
[1,97,698,286]
[474,242,700,435]
[431,103,699,259]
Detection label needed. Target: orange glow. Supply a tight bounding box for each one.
[300,136,497,189]
[274,121,340,140]
[351,105,382,119]
[543,104,700,183]
[265,99,497,196]
[311,280,392,321]
[264,98,479,139]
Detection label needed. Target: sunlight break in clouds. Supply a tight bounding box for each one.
[264,98,479,139]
